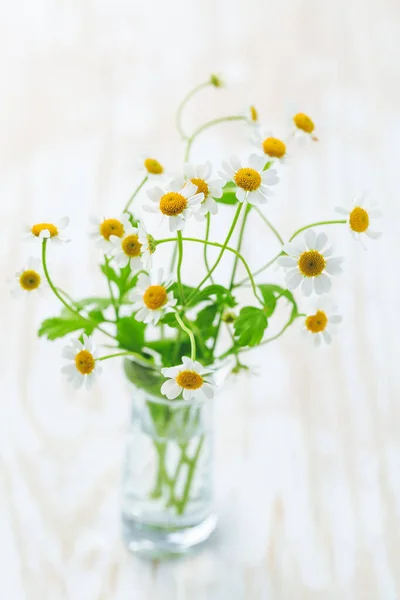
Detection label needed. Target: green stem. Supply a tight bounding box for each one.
[123,176,148,213]
[41,240,115,340]
[175,313,197,361]
[185,116,246,161]
[104,256,119,319]
[176,436,204,515]
[253,205,284,245]
[175,81,211,140]
[156,234,262,305]
[96,351,137,362]
[289,220,347,241]
[204,213,214,285]
[235,251,283,287]
[229,203,251,290]
[176,230,185,303]
[185,203,243,303]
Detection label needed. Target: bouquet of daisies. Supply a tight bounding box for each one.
[15,74,381,399]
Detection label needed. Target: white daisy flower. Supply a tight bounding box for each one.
[171,162,224,221]
[89,214,131,252]
[138,221,156,269]
[130,269,177,325]
[61,334,101,390]
[242,105,260,128]
[252,129,289,165]
[288,103,318,143]
[161,356,215,401]
[278,229,344,296]
[302,298,343,347]
[335,197,382,244]
[219,154,279,206]
[144,181,204,232]
[11,257,48,298]
[108,223,143,271]
[137,154,166,180]
[25,217,70,244]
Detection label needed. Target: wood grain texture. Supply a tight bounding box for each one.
[1,0,399,598]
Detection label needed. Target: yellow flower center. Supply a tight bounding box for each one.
[143,285,168,310]
[190,177,209,198]
[262,137,286,158]
[31,223,58,238]
[176,370,204,390]
[305,310,328,334]
[144,158,164,175]
[349,206,369,233]
[293,113,315,134]
[99,218,125,241]
[159,192,188,216]
[250,105,258,121]
[298,250,326,277]
[234,168,262,192]
[19,269,41,291]
[75,350,95,375]
[121,234,142,257]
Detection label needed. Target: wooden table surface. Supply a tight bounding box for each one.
[1,0,399,598]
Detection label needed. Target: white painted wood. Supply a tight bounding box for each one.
[1,0,399,597]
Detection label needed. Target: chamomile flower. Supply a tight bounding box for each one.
[138,221,156,269]
[219,154,279,205]
[302,298,342,347]
[144,181,204,232]
[138,154,165,179]
[288,103,318,142]
[108,223,143,271]
[130,269,177,325]
[89,214,131,251]
[61,334,101,390]
[252,129,289,165]
[242,105,260,127]
[335,197,382,244]
[11,257,47,297]
[278,230,344,295]
[173,162,224,221]
[161,357,215,401]
[25,217,70,244]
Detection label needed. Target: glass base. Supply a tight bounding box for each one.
[122,513,217,559]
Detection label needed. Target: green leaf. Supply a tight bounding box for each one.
[100,263,139,298]
[216,183,238,205]
[159,312,179,328]
[258,284,298,319]
[116,316,145,352]
[195,304,218,340]
[188,284,236,308]
[38,312,94,340]
[233,306,268,347]
[74,297,113,311]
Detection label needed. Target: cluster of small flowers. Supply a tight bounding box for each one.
[12,104,382,391]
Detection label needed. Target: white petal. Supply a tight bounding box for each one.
[188,192,204,205]
[334,206,349,215]
[330,315,342,324]
[248,154,264,171]
[182,356,195,369]
[181,181,197,198]
[282,242,301,257]
[322,331,332,344]
[62,346,76,359]
[39,229,50,239]
[315,232,328,251]
[201,383,214,399]
[168,215,184,232]
[161,379,181,399]
[56,216,70,230]
[183,163,195,179]
[236,188,246,203]
[208,179,224,198]
[285,270,303,290]
[365,230,382,239]
[301,277,314,296]
[278,256,297,268]
[247,189,268,205]
[314,273,331,294]
[147,186,164,202]
[325,259,343,275]
[230,155,241,171]
[61,364,76,376]
[183,389,193,401]
[304,229,317,249]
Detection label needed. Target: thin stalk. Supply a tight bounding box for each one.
[156,234,262,305]
[176,230,185,303]
[41,240,115,340]
[96,351,136,362]
[185,203,243,304]
[104,256,119,319]
[123,176,148,213]
[175,81,211,140]
[175,313,197,361]
[204,213,214,284]
[185,116,246,161]
[176,436,204,515]
[253,205,284,245]
[289,219,347,241]
[235,251,283,287]
[229,202,250,290]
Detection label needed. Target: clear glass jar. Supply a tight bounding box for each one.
[121,358,216,558]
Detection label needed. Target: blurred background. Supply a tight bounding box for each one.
[1,0,399,598]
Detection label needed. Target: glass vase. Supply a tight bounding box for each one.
[121,358,216,558]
